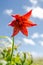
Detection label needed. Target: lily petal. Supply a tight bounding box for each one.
[20,26,28,36]
[23,10,32,19]
[11,27,19,37]
[23,20,37,27]
[8,20,16,27]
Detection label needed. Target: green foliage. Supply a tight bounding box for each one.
[0,63,3,65]
[0,36,33,65]
[0,48,33,65]
[0,36,43,65]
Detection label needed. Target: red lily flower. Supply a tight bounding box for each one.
[8,10,37,37]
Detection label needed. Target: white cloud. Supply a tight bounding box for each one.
[24,6,43,19]
[4,9,13,15]
[31,33,43,39]
[39,41,43,46]
[23,38,35,45]
[31,33,39,39]
[40,34,43,38]
[32,7,43,19]
[30,0,38,4]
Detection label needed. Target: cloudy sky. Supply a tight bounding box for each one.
[0,0,43,57]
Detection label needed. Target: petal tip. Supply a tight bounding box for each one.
[34,24,37,26]
[8,22,11,26]
[29,9,32,14]
[30,10,32,12]
[11,15,15,17]
[8,24,10,26]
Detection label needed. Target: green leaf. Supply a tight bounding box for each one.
[6,55,11,61]
[0,63,3,65]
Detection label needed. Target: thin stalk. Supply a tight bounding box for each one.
[10,37,14,63]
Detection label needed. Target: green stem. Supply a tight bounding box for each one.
[10,37,14,63]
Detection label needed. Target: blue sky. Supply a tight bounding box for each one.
[0,0,43,57]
